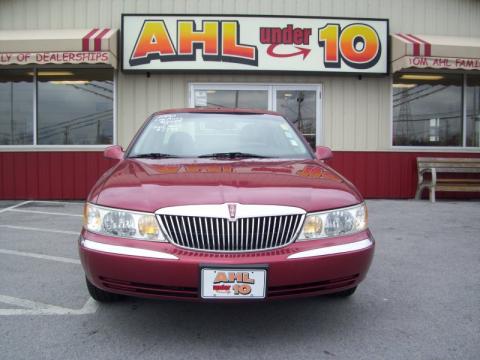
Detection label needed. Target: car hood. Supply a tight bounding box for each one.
[90,158,362,213]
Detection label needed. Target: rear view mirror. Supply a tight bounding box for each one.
[104,145,124,160]
[315,146,333,160]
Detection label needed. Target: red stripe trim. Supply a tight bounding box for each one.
[407,34,431,56]
[82,28,99,51]
[396,33,420,56]
[94,28,110,51]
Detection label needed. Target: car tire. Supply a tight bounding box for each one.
[329,286,357,297]
[86,277,123,302]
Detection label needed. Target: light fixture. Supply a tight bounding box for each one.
[28,71,75,76]
[392,83,417,89]
[49,80,90,85]
[400,74,444,81]
[206,90,217,94]
[284,93,292,97]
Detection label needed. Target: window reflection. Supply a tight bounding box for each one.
[194,90,268,109]
[276,90,316,149]
[466,75,480,147]
[0,69,34,145]
[37,68,113,145]
[392,73,463,146]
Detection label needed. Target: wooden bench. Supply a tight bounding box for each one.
[415,157,480,202]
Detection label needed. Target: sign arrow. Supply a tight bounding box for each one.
[266,44,311,60]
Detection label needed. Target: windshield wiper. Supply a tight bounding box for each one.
[197,152,270,159]
[129,153,182,159]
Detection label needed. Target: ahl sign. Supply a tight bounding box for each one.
[122,15,388,74]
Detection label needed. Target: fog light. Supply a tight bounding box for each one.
[302,216,323,239]
[138,215,160,239]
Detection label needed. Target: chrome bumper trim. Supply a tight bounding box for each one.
[287,238,373,259]
[81,239,179,260]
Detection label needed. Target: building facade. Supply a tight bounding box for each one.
[0,0,479,199]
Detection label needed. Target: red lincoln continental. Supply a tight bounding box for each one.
[79,108,374,302]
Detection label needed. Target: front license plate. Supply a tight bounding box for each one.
[201,268,267,299]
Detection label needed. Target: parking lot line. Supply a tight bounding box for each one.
[0,248,80,265]
[0,225,79,235]
[0,295,98,316]
[7,209,83,217]
[0,294,65,309]
[0,201,31,213]
[27,200,85,205]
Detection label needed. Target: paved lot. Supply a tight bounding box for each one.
[0,199,478,360]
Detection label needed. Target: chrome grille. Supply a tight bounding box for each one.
[158,214,304,252]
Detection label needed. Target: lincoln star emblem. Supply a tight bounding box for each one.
[227,204,237,220]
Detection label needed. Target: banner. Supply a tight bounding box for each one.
[122,15,388,74]
[0,52,111,66]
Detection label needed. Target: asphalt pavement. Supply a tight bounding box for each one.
[0,199,478,360]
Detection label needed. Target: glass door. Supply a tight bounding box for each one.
[273,86,321,149]
[191,84,269,110]
[190,83,322,149]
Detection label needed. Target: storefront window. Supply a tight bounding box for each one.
[194,89,268,109]
[0,68,113,147]
[0,69,34,145]
[466,74,480,147]
[37,69,113,145]
[392,73,463,147]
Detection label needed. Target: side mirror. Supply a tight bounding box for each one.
[315,146,333,160]
[104,145,124,160]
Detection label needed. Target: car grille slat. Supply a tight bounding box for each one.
[235,220,239,251]
[173,216,184,247]
[240,218,244,250]
[191,217,199,249]
[158,214,304,252]
[270,217,277,248]
[255,217,260,250]
[281,216,289,247]
[286,215,294,244]
[245,218,249,250]
[276,216,284,248]
[185,217,191,247]
[261,217,266,249]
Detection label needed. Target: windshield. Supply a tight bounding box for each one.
[128,113,312,159]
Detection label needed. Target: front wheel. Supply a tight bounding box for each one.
[86,277,123,302]
[329,286,357,298]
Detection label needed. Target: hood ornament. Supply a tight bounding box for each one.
[227,203,237,221]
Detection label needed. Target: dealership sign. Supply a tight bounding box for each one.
[122,15,388,74]
[0,52,111,65]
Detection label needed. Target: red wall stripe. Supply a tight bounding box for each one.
[25,152,37,198]
[38,152,51,199]
[0,152,116,200]
[329,151,480,199]
[50,152,63,199]
[2,153,15,198]
[0,151,479,200]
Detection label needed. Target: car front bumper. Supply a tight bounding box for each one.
[79,229,374,300]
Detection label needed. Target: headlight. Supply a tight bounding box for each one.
[298,203,368,240]
[83,203,165,241]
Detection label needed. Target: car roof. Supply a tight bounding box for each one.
[151,107,282,117]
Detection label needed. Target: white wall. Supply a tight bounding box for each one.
[1,0,479,150]
[2,0,479,36]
